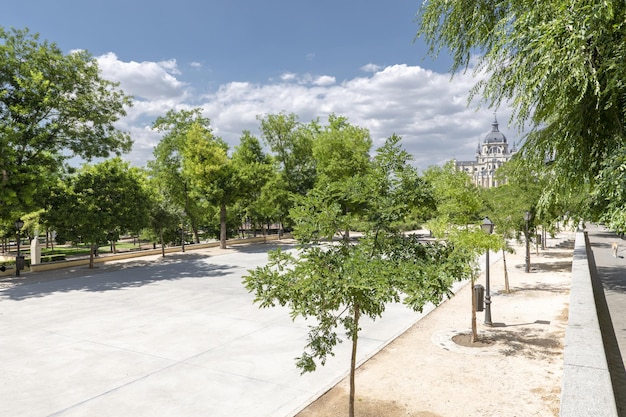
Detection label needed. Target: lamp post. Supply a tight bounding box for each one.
[14,218,24,277]
[524,211,532,273]
[180,222,185,253]
[481,217,494,326]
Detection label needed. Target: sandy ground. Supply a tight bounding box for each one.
[296,232,574,417]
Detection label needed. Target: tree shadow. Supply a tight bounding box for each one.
[504,282,569,295]
[530,261,572,273]
[473,328,564,358]
[228,240,298,254]
[0,253,238,301]
[597,265,626,294]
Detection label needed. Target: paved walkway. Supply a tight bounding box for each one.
[585,224,626,415]
[0,241,463,417]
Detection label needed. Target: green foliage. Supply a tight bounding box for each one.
[257,112,317,222]
[43,158,152,266]
[244,133,471,416]
[592,146,626,233]
[0,26,132,218]
[181,122,241,248]
[423,161,482,227]
[417,0,626,221]
[230,130,276,230]
[148,108,208,243]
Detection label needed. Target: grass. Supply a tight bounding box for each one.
[40,240,150,257]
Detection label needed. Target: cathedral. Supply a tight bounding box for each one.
[454,115,517,188]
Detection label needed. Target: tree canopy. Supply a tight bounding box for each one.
[44,158,151,267]
[417,0,626,218]
[0,26,132,220]
[244,134,471,417]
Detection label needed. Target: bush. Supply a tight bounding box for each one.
[41,254,66,263]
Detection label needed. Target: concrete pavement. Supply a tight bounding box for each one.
[0,241,462,417]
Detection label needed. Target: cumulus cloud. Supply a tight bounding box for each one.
[103,54,518,170]
[97,53,187,100]
[313,75,336,86]
[361,63,382,73]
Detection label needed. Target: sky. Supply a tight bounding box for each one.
[2,0,521,169]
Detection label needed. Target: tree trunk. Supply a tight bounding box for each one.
[471,276,478,342]
[502,247,510,293]
[349,303,360,417]
[89,243,95,269]
[220,204,227,249]
[160,228,165,257]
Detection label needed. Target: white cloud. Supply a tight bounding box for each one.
[102,54,519,170]
[313,75,336,86]
[97,53,187,100]
[361,63,382,73]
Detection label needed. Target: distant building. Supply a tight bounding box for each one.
[454,115,517,188]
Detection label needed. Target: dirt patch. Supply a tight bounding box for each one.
[297,388,442,417]
[296,232,573,417]
[451,332,493,347]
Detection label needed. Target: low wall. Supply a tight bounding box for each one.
[2,234,286,276]
[560,231,618,416]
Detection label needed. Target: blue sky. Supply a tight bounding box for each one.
[3,1,517,169]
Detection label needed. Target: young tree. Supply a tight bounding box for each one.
[44,158,151,268]
[423,161,500,342]
[0,27,132,219]
[244,135,471,417]
[147,199,181,257]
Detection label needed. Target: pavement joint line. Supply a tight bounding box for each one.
[45,359,191,417]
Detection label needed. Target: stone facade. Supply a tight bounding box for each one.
[454,116,517,188]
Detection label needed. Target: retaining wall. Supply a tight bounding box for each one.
[560,230,618,416]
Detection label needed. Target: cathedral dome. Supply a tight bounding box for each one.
[484,116,507,143]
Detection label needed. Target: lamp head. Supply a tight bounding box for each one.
[481,217,494,234]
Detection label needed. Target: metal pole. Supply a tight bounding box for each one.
[181,223,185,253]
[484,249,492,326]
[525,221,530,273]
[15,229,20,277]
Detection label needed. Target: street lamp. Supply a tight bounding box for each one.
[481,217,494,326]
[180,222,185,253]
[14,218,24,277]
[524,211,532,273]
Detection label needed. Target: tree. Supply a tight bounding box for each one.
[592,150,626,234]
[423,161,500,342]
[44,158,151,268]
[423,161,483,228]
[0,27,132,219]
[244,135,471,417]
[147,199,180,257]
[149,108,208,244]
[182,123,240,249]
[417,1,626,218]
[231,131,276,237]
[258,112,317,228]
[312,114,372,239]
